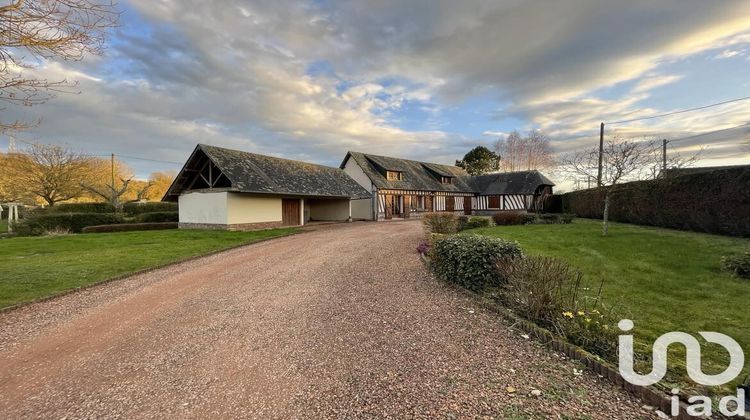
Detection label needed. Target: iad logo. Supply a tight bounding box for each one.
[617,319,746,417]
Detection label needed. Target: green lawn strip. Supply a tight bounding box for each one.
[0,228,298,309]
[469,219,750,393]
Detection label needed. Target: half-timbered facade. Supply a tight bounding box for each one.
[341,151,554,220]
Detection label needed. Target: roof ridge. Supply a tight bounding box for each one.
[200,144,341,171]
[347,150,462,170]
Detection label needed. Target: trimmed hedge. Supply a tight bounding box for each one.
[15,213,125,235]
[82,222,178,233]
[557,166,750,237]
[123,202,178,215]
[134,211,179,223]
[430,234,522,291]
[458,216,492,230]
[34,202,116,214]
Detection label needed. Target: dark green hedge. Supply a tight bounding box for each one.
[34,202,116,214]
[123,202,178,215]
[82,222,178,233]
[15,213,125,235]
[557,166,750,237]
[133,211,179,223]
[431,234,523,291]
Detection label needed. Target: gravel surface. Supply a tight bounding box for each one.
[0,221,653,419]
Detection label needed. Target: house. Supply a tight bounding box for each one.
[164,145,555,229]
[340,152,555,220]
[163,144,371,230]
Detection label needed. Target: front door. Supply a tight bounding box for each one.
[282,199,301,226]
[464,196,472,215]
[390,195,402,217]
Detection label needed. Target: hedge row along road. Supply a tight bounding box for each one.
[0,222,644,418]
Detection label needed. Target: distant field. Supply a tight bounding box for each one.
[0,228,298,309]
[470,218,750,394]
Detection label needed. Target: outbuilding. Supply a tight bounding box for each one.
[163,144,371,230]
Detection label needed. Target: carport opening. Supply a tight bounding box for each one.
[304,198,351,223]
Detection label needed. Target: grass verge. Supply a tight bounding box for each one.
[0,228,298,309]
[470,218,750,394]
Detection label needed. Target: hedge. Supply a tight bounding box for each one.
[133,211,179,223]
[430,234,523,291]
[123,202,178,215]
[15,213,125,235]
[555,166,750,237]
[82,222,178,233]
[34,202,116,214]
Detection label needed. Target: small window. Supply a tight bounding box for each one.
[441,176,452,184]
[387,170,403,181]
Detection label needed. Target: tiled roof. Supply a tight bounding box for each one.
[470,171,555,195]
[165,145,371,200]
[342,151,476,192]
[342,151,554,194]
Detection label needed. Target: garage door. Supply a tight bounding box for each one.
[282,199,301,226]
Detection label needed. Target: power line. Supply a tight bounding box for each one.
[100,154,183,165]
[607,95,750,125]
[667,122,750,143]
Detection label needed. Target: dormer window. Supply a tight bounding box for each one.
[441,176,452,184]
[387,170,404,181]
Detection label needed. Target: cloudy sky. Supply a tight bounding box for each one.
[5,0,750,183]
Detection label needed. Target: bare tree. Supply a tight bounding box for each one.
[494,129,555,172]
[4,142,96,205]
[81,176,132,211]
[560,136,655,236]
[0,0,119,131]
[650,145,703,179]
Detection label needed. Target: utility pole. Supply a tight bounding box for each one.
[597,122,604,187]
[662,139,668,173]
[111,153,115,189]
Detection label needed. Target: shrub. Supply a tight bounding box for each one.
[536,213,575,224]
[14,213,125,235]
[123,201,178,215]
[498,255,583,325]
[465,216,491,230]
[492,212,525,225]
[498,255,619,359]
[82,222,178,233]
[134,211,179,223]
[721,252,750,279]
[422,212,459,234]
[457,215,469,231]
[430,234,522,291]
[416,239,430,255]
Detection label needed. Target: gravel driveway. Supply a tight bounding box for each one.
[0,221,650,419]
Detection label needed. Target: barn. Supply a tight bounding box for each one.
[163,144,371,230]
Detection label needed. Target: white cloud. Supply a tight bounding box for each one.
[5,0,750,175]
[714,49,743,59]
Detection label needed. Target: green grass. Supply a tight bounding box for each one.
[0,228,298,309]
[470,219,750,393]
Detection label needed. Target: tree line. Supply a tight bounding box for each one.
[0,143,175,208]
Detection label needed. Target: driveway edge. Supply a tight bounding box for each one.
[0,230,304,315]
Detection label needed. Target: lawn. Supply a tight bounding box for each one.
[0,228,298,309]
[470,218,750,393]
